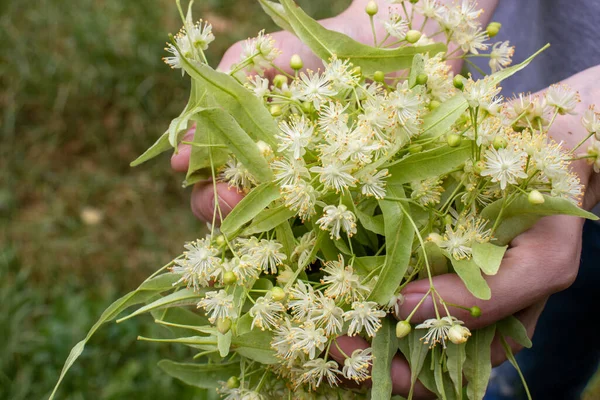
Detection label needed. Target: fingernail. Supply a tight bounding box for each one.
[402,293,434,321]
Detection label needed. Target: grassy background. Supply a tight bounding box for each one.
[0,1,350,399]
[1,0,598,399]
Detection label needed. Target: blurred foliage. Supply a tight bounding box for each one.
[0,0,349,399]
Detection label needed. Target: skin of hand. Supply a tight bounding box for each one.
[170,1,600,397]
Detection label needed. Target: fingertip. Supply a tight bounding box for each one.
[190,181,244,224]
[170,127,196,172]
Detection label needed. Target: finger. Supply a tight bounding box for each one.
[329,336,433,399]
[397,215,582,329]
[490,299,546,366]
[190,181,244,224]
[170,126,196,172]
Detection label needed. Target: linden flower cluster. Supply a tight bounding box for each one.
[51,2,600,400]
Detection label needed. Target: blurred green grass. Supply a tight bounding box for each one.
[0,0,349,399]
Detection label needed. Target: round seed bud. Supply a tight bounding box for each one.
[429,100,441,110]
[493,136,508,149]
[416,73,428,85]
[447,133,462,147]
[226,376,240,389]
[271,286,286,302]
[408,144,423,154]
[528,189,545,205]
[443,214,453,226]
[215,235,226,246]
[365,1,379,16]
[396,320,412,339]
[428,232,443,245]
[448,324,471,344]
[216,317,232,334]
[453,74,465,90]
[351,66,362,77]
[409,0,419,3]
[474,160,486,175]
[269,104,282,117]
[301,101,314,114]
[290,54,303,70]
[405,30,422,44]
[273,74,288,88]
[223,271,237,286]
[373,70,385,83]
[486,22,502,38]
[470,306,482,318]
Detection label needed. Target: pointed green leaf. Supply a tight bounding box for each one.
[371,317,397,400]
[489,44,550,86]
[279,0,446,76]
[356,208,385,235]
[354,255,386,275]
[408,330,430,390]
[131,131,172,167]
[158,360,240,389]
[499,336,532,399]
[185,122,229,186]
[471,242,507,276]
[218,330,232,357]
[451,258,491,300]
[447,343,467,399]
[420,94,468,139]
[232,329,278,364]
[194,108,273,182]
[49,272,183,399]
[118,288,207,323]
[180,58,278,147]
[386,141,471,184]
[259,0,295,33]
[434,350,448,400]
[275,221,296,259]
[464,324,496,400]
[481,194,598,245]
[242,205,296,236]
[220,182,281,237]
[497,315,532,348]
[409,54,426,87]
[369,185,414,305]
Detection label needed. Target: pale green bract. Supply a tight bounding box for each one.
[52,1,600,399]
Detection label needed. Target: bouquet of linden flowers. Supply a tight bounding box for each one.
[53,0,600,399]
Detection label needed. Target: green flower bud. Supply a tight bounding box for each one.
[416,73,428,85]
[396,320,412,339]
[447,133,462,147]
[528,190,545,205]
[486,22,502,38]
[215,235,226,246]
[405,30,422,44]
[443,214,453,226]
[223,271,237,286]
[351,66,362,78]
[474,160,486,175]
[493,136,508,149]
[270,286,286,302]
[290,54,303,70]
[453,74,465,90]
[216,317,232,334]
[226,376,240,389]
[427,232,443,245]
[269,104,282,117]
[470,306,482,318]
[273,74,288,88]
[408,144,423,154]
[409,0,419,3]
[429,100,441,110]
[448,324,471,344]
[365,1,379,16]
[301,101,314,114]
[373,70,385,83]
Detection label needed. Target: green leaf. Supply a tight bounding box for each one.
[49,272,182,399]
[446,343,467,399]
[242,205,296,236]
[434,350,448,400]
[471,242,507,276]
[408,330,430,393]
[371,317,397,400]
[368,185,414,305]
[185,120,229,186]
[220,182,281,237]
[409,54,426,88]
[279,0,446,76]
[180,58,278,147]
[356,208,385,236]
[354,255,386,275]
[259,0,295,33]
[450,258,491,300]
[499,336,532,400]
[118,288,207,322]
[489,44,549,86]
[217,330,232,357]
[194,108,273,182]
[232,329,278,364]
[275,221,296,259]
[481,194,598,245]
[497,315,532,348]
[420,94,468,139]
[386,141,471,184]
[131,131,171,167]
[158,360,240,389]
[464,324,496,400]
